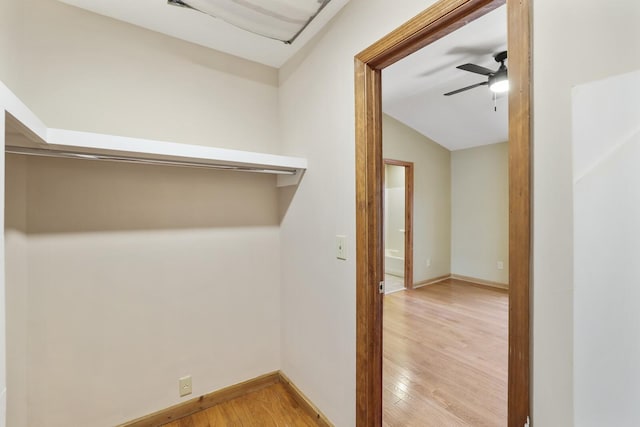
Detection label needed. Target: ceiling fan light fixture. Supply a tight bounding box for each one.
[443,51,509,97]
[489,68,509,93]
[489,78,509,93]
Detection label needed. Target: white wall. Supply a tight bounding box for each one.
[533,1,640,424]
[573,70,640,426]
[451,142,508,284]
[383,114,451,283]
[5,155,281,426]
[384,164,405,258]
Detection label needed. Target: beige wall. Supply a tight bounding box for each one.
[383,114,451,284]
[278,2,445,424]
[0,3,24,419]
[451,142,508,284]
[278,0,640,425]
[5,155,282,426]
[1,0,638,426]
[5,0,280,154]
[2,0,287,424]
[0,0,22,92]
[4,155,28,427]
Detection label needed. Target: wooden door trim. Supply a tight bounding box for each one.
[383,159,414,290]
[354,0,531,426]
[506,0,532,422]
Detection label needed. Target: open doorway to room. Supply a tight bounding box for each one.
[354,0,531,426]
[383,159,413,293]
[380,5,510,417]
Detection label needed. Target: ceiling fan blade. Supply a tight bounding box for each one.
[457,63,494,76]
[443,81,488,96]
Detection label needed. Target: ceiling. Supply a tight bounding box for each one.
[57,0,350,68]
[382,6,508,151]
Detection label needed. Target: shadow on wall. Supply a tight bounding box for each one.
[5,153,299,234]
[4,152,289,427]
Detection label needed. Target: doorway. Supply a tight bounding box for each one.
[383,159,413,292]
[354,0,531,426]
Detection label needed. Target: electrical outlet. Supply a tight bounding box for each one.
[336,235,347,260]
[497,261,504,270]
[179,375,192,397]
[426,258,431,268]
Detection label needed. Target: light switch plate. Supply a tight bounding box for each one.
[336,235,347,260]
[497,261,504,270]
[179,375,192,397]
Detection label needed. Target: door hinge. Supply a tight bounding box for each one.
[524,416,530,427]
[379,281,385,294]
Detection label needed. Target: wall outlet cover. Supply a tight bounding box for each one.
[179,375,192,397]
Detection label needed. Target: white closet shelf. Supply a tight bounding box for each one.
[1,82,306,187]
[7,128,307,187]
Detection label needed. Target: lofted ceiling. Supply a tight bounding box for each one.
[382,6,508,151]
[56,0,350,68]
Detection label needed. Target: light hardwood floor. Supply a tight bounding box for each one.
[383,279,508,426]
[163,383,319,427]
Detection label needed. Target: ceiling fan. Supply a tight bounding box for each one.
[444,51,508,96]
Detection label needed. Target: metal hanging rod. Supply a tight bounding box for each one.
[5,146,298,175]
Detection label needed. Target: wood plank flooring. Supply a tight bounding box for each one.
[383,279,508,426]
[163,383,319,427]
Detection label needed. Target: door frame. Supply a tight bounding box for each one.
[383,159,414,290]
[354,0,531,426]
